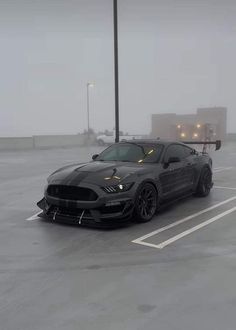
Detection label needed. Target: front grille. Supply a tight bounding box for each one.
[47,185,98,201]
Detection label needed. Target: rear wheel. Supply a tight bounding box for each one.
[196,167,212,197]
[134,183,158,222]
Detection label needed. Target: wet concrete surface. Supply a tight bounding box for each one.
[0,143,236,330]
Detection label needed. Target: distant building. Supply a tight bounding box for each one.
[151,107,227,141]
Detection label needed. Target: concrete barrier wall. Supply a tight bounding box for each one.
[33,135,86,148]
[0,137,34,150]
[227,133,236,141]
[0,135,89,151]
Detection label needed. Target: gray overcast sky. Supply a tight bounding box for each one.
[0,0,236,136]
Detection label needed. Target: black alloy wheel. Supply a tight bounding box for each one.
[196,167,212,197]
[134,183,158,222]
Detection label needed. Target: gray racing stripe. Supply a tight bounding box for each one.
[70,171,89,186]
[62,171,89,186]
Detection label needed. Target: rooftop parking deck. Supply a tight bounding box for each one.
[1,143,236,330]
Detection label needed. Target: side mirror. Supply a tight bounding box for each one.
[92,154,99,160]
[167,156,180,163]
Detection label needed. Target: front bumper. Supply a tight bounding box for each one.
[37,196,134,227]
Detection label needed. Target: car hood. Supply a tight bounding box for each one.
[48,161,150,186]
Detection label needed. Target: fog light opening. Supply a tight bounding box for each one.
[105,201,121,207]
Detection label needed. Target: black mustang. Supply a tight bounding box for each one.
[37,140,220,226]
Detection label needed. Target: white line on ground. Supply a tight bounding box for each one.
[213,167,233,173]
[26,211,42,221]
[132,195,236,245]
[214,186,236,191]
[153,206,236,249]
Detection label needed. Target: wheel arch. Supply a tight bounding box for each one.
[201,163,212,174]
[136,179,160,199]
[195,164,213,197]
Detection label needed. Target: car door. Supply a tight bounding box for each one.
[181,146,197,190]
[159,144,186,198]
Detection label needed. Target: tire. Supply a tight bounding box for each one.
[195,167,212,197]
[97,139,105,146]
[134,183,158,223]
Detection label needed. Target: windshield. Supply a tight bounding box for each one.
[96,143,163,163]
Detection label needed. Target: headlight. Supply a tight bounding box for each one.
[102,182,134,193]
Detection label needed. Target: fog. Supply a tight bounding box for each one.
[0,0,236,137]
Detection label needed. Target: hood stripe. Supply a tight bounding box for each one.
[61,171,88,186]
[70,172,89,186]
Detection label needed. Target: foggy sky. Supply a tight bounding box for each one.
[0,0,236,136]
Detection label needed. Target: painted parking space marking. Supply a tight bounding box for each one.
[150,206,236,249]
[132,196,236,249]
[26,212,42,221]
[214,186,236,191]
[213,167,233,173]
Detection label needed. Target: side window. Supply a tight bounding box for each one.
[183,146,193,158]
[164,144,185,161]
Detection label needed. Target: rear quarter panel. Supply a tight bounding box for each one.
[193,153,213,188]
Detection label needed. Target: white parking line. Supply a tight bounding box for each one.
[213,167,233,173]
[214,186,236,191]
[132,196,236,244]
[26,212,42,221]
[153,206,236,249]
[132,196,236,248]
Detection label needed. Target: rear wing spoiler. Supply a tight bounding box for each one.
[182,140,221,151]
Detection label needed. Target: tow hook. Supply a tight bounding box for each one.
[78,210,85,225]
[53,208,58,221]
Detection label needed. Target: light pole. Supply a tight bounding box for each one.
[86,82,94,141]
[113,0,119,143]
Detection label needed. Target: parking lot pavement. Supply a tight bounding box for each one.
[1,144,236,330]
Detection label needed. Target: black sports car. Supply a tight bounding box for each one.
[37,139,221,226]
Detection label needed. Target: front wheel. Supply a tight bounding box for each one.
[97,139,105,146]
[195,167,213,197]
[134,183,158,223]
